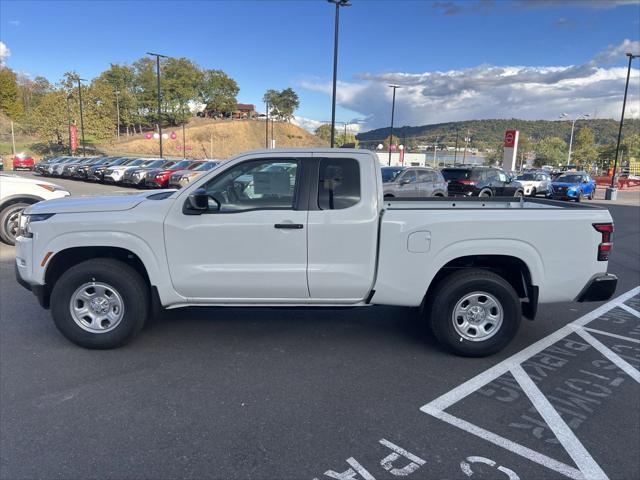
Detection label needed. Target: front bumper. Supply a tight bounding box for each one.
[576,273,618,302]
[15,262,48,308]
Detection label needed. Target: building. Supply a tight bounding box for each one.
[233,104,256,119]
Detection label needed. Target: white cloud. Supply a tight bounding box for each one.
[0,41,10,66]
[595,39,640,64]
[292,116,324,133]
[301,39,640,130]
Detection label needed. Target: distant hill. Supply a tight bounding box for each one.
[100,118,327,159]
[356,118,640,150]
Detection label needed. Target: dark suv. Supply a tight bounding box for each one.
[442,166,524,197]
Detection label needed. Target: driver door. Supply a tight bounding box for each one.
[163,156,309,302]
[396,169,419,197]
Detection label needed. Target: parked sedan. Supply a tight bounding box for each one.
[145,160,196,188]
[87,157,134,182]
[383,167,448,198]
[12,154,35,171]
[550,172,596,202]
[103,158,154,183]
[442,166,524,197]
[515,171,552,197]
[48,157,78,176]
[122,159,177,187]
[170,160,221,188]
[62,157,101,178]
[34,156,65,175]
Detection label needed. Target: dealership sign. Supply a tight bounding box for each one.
[502,129,519,171]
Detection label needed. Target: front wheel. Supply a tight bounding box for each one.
[575,192,583,202]
[0,202,30,245]
[513,190,524,198]
[426,269,521,357]
[50,258,149,349]
[479,189,492,197]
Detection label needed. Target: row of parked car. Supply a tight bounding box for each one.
[35,156,221,189]
[381,165,598,201]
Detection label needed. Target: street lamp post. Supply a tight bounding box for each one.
[454,127,459,165]
[388,84,400,166]
[328,0,351,148]
[147,52,169,158]
[610,52,639,192]
[76,77,87,157]
[265,99,269,148]
[560,112,590,165]
[115,89,120,142]
[66,94,72,155]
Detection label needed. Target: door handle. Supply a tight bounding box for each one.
[274,223,304,229]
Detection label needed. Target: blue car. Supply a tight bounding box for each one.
[551,171,596,202]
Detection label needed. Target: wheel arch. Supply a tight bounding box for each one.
[0,194,44,211]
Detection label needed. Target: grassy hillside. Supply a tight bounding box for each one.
[357,118,640,150]
[100,118,327,159]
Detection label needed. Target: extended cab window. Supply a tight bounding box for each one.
[318,158,360,210]
[202,159,298,213]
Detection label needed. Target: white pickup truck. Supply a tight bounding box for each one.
[15,149,617,356]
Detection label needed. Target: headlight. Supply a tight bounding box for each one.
[37,183,67,193]
[18,213,55,238]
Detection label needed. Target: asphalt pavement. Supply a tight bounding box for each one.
[1,173,638,480]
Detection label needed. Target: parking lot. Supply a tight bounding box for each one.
[1,173,639,480]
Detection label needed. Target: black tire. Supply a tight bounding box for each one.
[425,269,521,357]
[479,189,492,197]
[530,187,537,197]
[50,258,149,349]
[575,192,582,202]
[0,202,30,245]
[514,189,524,198]
[588,190,594,200]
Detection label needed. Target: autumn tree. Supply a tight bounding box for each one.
[200,69,239,117]
[315,124,331,143]
[571,127,598,166]
[0,67,23,119]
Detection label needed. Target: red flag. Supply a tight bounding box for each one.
[70,124,78,152]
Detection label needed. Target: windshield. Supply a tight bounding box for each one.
[126,159,146,167]
[381,167,404,183]
[441,169,471,180]
[170,160,191,170]
[555,174,582,183]
[195,161,219,171]
[140,160,165,168]
[517,173,536,180]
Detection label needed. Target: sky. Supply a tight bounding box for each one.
[1,0,639,133]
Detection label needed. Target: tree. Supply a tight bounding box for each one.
[0,67,23,119]
[263,88,299,121]
[570,127,598,166]
[336,132,359,148]
[162,57,202,124]
[533,137,567,167]
[30,90,68,145]
[200,69,239,117]
[315,124,331,143]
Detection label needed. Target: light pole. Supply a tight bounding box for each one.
[328,0,351,148]
[265,99,269,148]
[610,52,639,192]
[115,89,120,142]
[147,52,169,158]
[560,112,590,165]
[388,84,400,166]
[453,126,459,165]
[76,77,87,157]
[66,94,73,155]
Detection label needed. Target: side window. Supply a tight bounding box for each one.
[318,158,361,210]
[400,170,417,184]
[202,159,298,213]
[418,170,432,182]
[498,171,508,182]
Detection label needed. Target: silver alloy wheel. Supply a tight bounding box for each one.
[5,208,22,242]
[69,281,125,333]
[452,291,504,342]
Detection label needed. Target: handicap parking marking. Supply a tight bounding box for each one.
[420,286,640,480]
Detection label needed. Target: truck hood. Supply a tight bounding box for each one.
[25,190,175,214]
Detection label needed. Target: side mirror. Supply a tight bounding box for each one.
[183,188,210,215]
[400,179,411,185]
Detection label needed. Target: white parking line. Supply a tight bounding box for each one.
[421,286,640,480]
[581,326,640,344]
[619,303,640,318]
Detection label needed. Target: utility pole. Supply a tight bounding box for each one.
[610,52,638,191]
[462,131,470,163]
[265,99,270,148]
[115,90,121,142]
[454,127,459,165]
[388,84,400,166]
[433,137,438,168]
[328,0,351,148]
[147,52,169,158]
[66,94,72,155]
[76,77,87,157]
[10,121,16,155]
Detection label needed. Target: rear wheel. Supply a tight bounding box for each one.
[479,189,492,197]
[0,202,30,245]
[514,190,524,198]
[50,258,149,349]
[426,269,521,357]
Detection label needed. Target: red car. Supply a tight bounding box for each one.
[146,160,196,188]
[12,155,35,171]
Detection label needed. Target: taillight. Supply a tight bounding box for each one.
[593,223,613,261]
[458,179,476,185]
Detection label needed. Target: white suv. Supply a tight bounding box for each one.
[0,174,70,245]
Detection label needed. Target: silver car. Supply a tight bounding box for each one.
[383,167,448,198]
